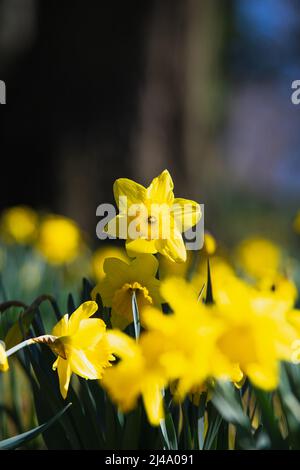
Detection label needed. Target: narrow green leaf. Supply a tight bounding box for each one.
[0,403,72,450]
[131,291,140,340]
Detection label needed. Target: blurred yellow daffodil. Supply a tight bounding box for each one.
[105,170,201,263]
[50,301,114,398]
[102,330,167,426]
[234,236,281,281]
[0,206,38,245]
[0,341,9,372]
[91,245,129,282]
[91,255,163,330]
[143,277,242,400]
[36,215,82,265]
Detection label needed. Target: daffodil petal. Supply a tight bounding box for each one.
[106,330,139,359]
[130,255,159,280]
[113,178,147,211]
[52,314,69,337]
[69,349,100,379]
[142,379,164,426]
[172,198,201,232]
[126,238,158,256]
[55,358,72,399]
[68,301,98,333]
[157,233,187,263]
[246,362,278,391]
[71,319,106,349]
[146,170,174,205]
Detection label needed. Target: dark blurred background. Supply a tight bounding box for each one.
[1,0,300,246]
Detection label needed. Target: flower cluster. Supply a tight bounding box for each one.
[1,169,300,431]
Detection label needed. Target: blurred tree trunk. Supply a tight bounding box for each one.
[133,0,225,203]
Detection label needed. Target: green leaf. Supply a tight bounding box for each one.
[5,295,58,348]
[159,412,178,450]
[205,259,214,304]
[0,403,72,450]
[131,291,140,339]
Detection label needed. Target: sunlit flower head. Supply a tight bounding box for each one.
[0,206,38,245]
[49,301,114,398]
[102,330,167,426]
[36,215,82,265]
[91,245,129,282]
[234,236,281,281]
[105,170,201,263]
[0,341,9,372]
[91,254,163,330]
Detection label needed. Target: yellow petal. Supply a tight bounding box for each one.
[157,232,187,263]
[71,319,106,349]
[142,379,164,426]
[160,277,198,311]
[110,309,132,330]
[246,362,278,391]
[130,255,159,280]
[126,238,158,257]
[69,349,101,379]
[172,198,201,232]
[106,330,139,359]
[68,301,98,333]
[0,342,9,372]
[52,314,69,338]
[146,170,174,205]
[55,357,72,399]
[113,178,146,212]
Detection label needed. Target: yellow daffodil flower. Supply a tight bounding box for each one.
[91,245,129,282]
[0,341,9,372]
[0,206,38,244]
[102,330,167,426]
[50,301,114,399]
[145,276,299,397]
[105,170,201,263]
[36,215,82,265]
[91,254,163,330]
[206,277,299,390]
[234,236,281,281]
[143,278,240,400]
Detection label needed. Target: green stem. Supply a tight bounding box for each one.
[6,339,35,357]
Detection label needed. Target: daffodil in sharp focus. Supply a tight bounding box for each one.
[91,254,163,330]
[50,301,114,399]
[105,169,201,263]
